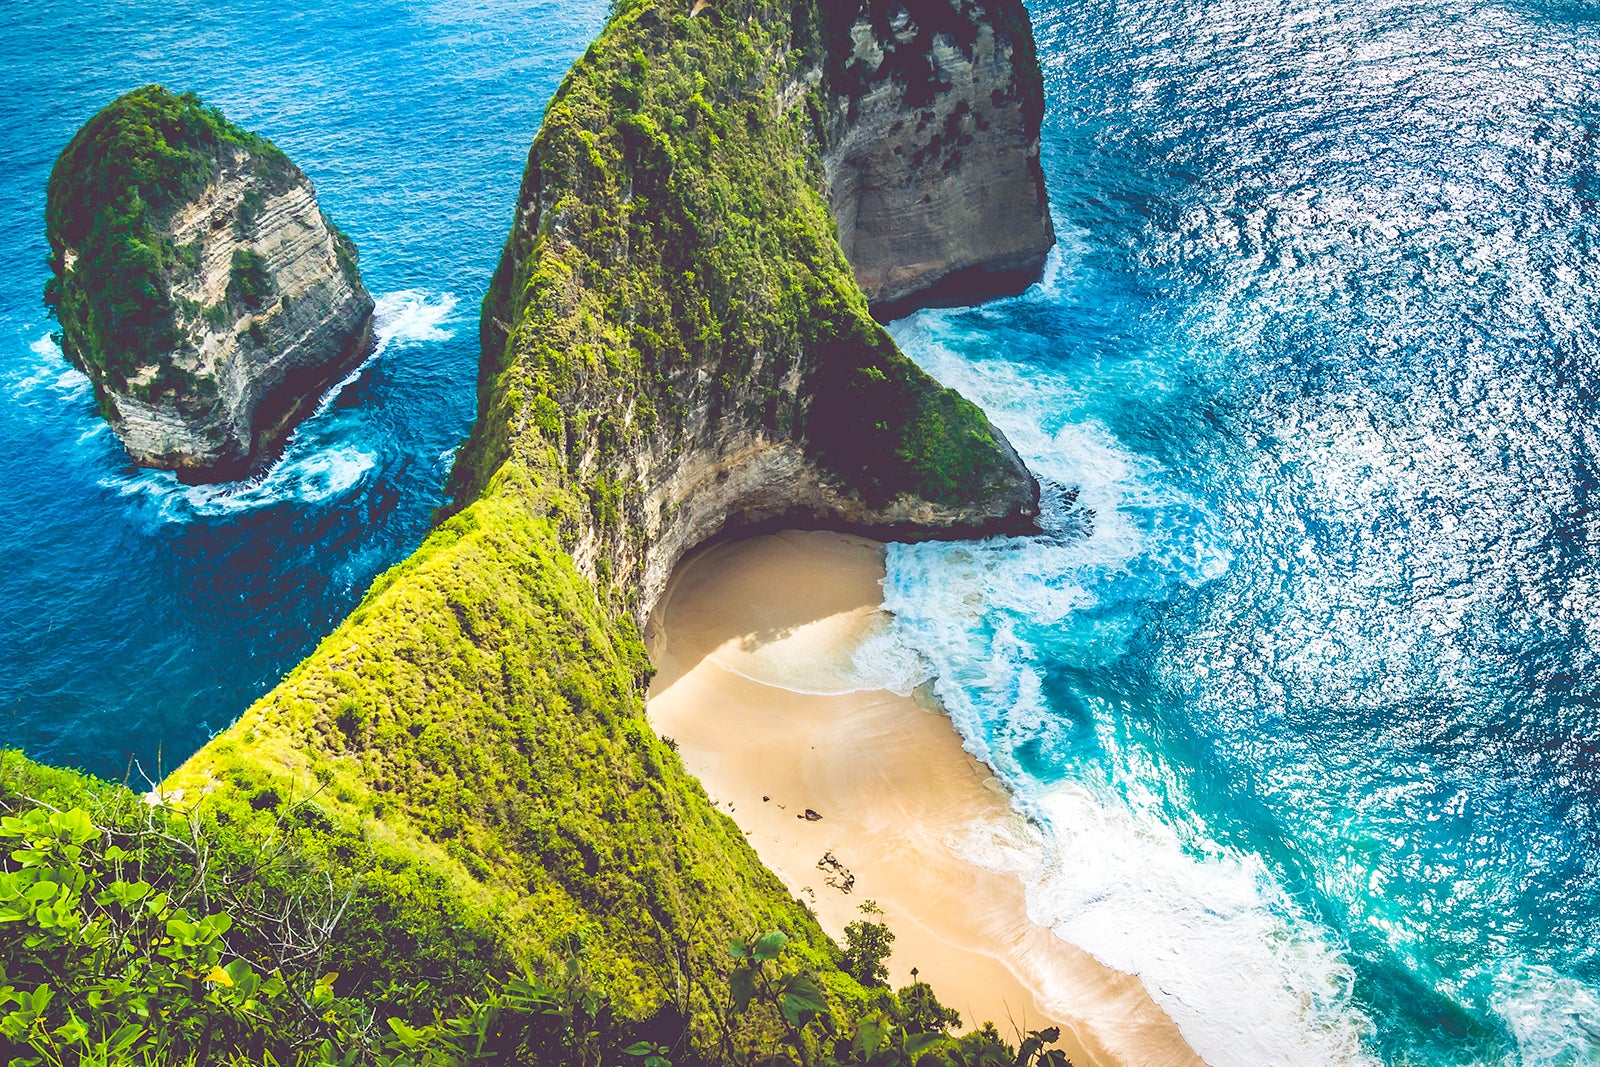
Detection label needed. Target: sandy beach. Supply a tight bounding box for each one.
[646,530,1206,1067]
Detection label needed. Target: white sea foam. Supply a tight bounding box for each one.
[372,289,458,348]
[311,289,459,417]
[123,444,380,520]
[1490,962,1600,1064]
[100,289,457,521]
[12,334,91,406]
[981,779,1380,1067]
[879,324,1381,1064]
[886,531,1384,1065]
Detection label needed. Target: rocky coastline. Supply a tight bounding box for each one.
[9,0,1089,1062]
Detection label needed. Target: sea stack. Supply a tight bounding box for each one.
[44,86,374,482]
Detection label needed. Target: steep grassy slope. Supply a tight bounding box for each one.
[139,0,1049,1051]
[167,464,848,1025]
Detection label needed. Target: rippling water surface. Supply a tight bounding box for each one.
[885,0,1600,1062]
[5,0,1599,1062]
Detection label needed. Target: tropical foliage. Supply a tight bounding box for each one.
[0,760,1070,1066]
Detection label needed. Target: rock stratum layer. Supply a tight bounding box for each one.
[45,86,374,481]
[148,0,1054,1053]
[823,0,1055,315]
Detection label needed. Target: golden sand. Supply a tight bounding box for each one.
[645,530,1206,1067]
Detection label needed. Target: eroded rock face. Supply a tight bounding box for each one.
[465,0,1051,623]
[821,0,1055,317]
[587,395,1038,621]
[113,155,373,480]
[46,88,374,482]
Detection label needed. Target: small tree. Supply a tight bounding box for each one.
[841,900,894,988]
[893,971,961,1035]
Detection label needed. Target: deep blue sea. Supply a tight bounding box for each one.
[5,0,1600,1062]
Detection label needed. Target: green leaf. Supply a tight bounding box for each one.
[906,1032,948,1058]
[224,959,258,996]
[752,930,788,961]
[105,1021,143,1055]
[49,809,97,846]
[852,1013,888,1059]
[779,972,827,1026]
[53,1017,87,1045]
[386,1016,426,1049]
[729,966,757,1014]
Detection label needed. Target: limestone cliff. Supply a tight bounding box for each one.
[459,0,1048,620]
[821,0,1055,316]
[45,86,374,482]
[163,0,1054,1045]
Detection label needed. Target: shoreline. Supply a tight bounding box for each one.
[645,529,1206,1067]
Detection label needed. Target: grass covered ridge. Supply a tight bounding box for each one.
[452,0,1028,561]
[162,460,862,1038]
[156,0,1037,1048]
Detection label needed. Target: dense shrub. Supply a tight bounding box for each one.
[228,248,274,309]
[0,755,1071,1067]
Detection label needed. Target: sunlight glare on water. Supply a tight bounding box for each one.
[887,0,1600,1061]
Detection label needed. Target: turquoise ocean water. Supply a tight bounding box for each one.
[5,0,1600,1062]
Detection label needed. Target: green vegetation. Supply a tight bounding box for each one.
[43,85,292,389]
[17,0,1054,1062]
[1,755,1071,1066]
[451,0,1022,555]
[326,219,362,291]
[153,467,878,1049]
[228,248,274,309]
[841,903,895,988]
[894,981,964,1037]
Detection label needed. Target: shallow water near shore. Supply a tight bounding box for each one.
[5,0,1600,1062]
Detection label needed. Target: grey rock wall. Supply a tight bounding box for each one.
[821,0,1055,316]
[63,144,373,481]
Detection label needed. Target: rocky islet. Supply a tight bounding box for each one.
[45,85,374,482]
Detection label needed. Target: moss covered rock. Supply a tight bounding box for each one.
[45,85,374,481]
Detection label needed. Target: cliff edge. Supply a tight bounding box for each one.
[45,86,375,482]
[458,0,1049,619]
[159,0,1055,1052]
[822,0,1055,316]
